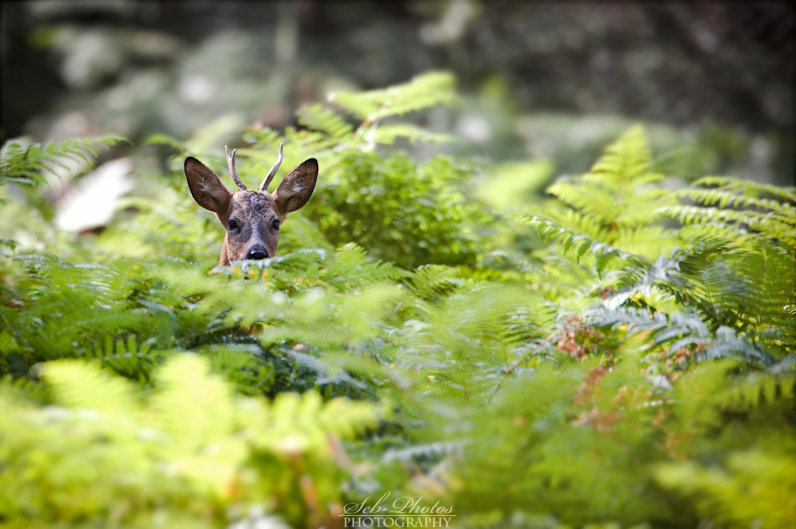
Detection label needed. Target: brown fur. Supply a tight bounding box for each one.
[184,154,318,265]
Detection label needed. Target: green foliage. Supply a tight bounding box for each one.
[235,71,478,268]
[655,176,796,250]
[0,355,379,528]
[329,71,458,125]
[0,135,127,188]
[0,135,128,255]
[1,76,794,529]
[314,151,480,268]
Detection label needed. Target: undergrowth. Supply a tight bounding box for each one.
[1,73,794,529]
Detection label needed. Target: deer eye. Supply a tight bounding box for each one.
[271,218,280,231]
[228,219,239,231]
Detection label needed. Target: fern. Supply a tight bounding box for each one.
[585,124,663,186]
[533,127,680,262]
[0,135,127,187]
[143,132,187,152]
[2,80,794,529]
[692,175,796,205]
[329,71,458,123]
[296,103,354,140]
[85,335,163,383]
[654,451,796,528]
[0,355,380,528]
[587,305,774,366]
[516,213,645,274]
[656,204,796,248]
[546,179,626,224]
[650,175,796,251]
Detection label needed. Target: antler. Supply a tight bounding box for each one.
[225,145,247,191]
[259,142,284,192]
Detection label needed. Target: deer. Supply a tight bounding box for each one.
[184,144,317,265]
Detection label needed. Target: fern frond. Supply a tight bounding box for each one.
[542,207,611,242]
[216,243,409,293]
[329,72,457,122]
[692,176,796,205]
[41,359,139,415]
[587,306,773,366]
[296,104,354,139]
[675,187,796,218]
[0,135,127,186]
[86,335,163,382]
[584,125,663,187]
[516,214,645,273]
[614,189,677,226]
[655,205,796,248]
[719,370,796,410]
[150,354,235,451]
[613,225,681,259]
[326,243,411,289]
[144,133,186,152]
[405,264,466,302]
[588,305,708,344]
[546,180,619,225]
[609,238,795,357]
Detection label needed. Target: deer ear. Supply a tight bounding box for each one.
[185,157,232,215]
[273,158,318,215]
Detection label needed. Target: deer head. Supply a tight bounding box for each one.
[184,144,318,265]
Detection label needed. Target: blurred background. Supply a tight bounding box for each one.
[2,1,793,186]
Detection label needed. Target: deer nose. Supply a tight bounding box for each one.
[246,245,269,260]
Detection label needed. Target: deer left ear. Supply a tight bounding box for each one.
[273,158,318,216]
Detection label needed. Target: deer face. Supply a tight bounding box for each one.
[184,145,317,265]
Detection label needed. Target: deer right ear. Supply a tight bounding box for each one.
[184,157,232,215]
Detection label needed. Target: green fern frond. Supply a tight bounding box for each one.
[0,354,381,527]
[1,254,186,377]
[0,135,127,187]
[654,451,796,528]
[546,180,619,225]
[41,359,139,415]
[216,243,410,293]
[296,104,354,139]
[405,264,466,302]
[588,305,708,344]
[614,189,677,226]
[693,176,796,205]
[584,125,662,187]
[655,205,796,248]
[699,326,774,365]
[535,126,679,266]
[654,176,796,252]
[516,214,645,273]
[587,305,773,366]
[329,72,457,122]
[86,335,163,382]
[150,353,236,451]
[719,370,796,410]
[326,243,411,288]
[609,238,795,357]
[144,133,187,152]
[542,207,611,242]
[675,187,796,218]
[613,225,681,259]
